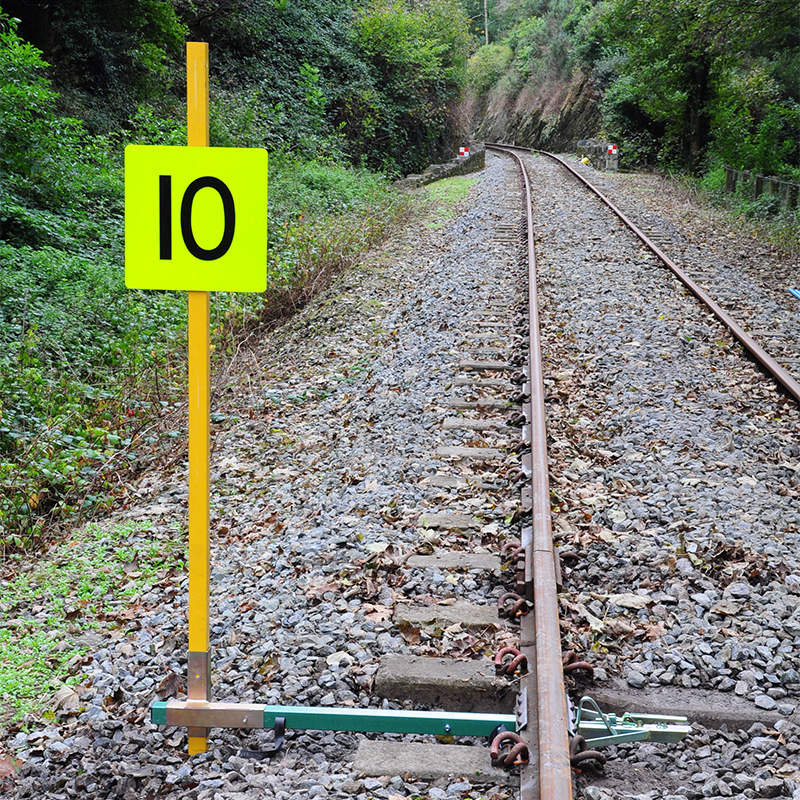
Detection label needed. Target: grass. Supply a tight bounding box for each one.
[699,164,800,254]
[421,177,476,228]
[0,520,185,727]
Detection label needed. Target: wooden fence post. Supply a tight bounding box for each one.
[724,166,735,193]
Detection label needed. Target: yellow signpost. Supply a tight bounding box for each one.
[125,42,267,755]
[185,42,212,755]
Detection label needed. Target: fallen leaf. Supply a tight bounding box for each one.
[326,651,355,667]
[397,621,421,644]
[605,618,636,636]
[561,599,605,632]
[710,600,741,616]
[122,557,140,575]
[304,576,339,599]
[157,671,184,699]
[52,685,80,711]
[0,754,21,778]
[363,604,392,622]
[644,622,666,641]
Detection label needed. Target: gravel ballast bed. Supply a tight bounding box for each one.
[6,155,523,800]
[523,152,800,799]
[6,150,799,800]
[566,158,800,369]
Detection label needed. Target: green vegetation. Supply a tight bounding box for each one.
[0,1,474,552]
[0,16,186,550]
[353,0,471,172]
[421,175,476,227]
[464,0,576,91]
[0,520,184,723]
[574,0,799,235]
[465,0,799,231]
[578,0,799,179]
[5,0,471,176]
[465,42,513,93]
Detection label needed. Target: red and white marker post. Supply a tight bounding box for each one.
[606,143,619,172]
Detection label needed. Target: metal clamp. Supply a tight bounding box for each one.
[240,716,286,760]
[573,696,690,748]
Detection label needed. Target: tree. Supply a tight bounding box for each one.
[349,0,470,173]
[592,0,799,173]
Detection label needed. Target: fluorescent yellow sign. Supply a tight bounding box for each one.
[125,145,267,291]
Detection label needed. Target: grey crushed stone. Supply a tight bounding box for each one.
[524,151,800,798]
[8,154,522,799]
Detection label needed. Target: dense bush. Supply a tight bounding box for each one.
[349,0,470,174]
[569,0,800,178]
[466,43,513,93]
[4,0,473,174]
[0,11,410,552]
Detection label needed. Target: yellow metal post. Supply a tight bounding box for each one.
[186,41,211,756]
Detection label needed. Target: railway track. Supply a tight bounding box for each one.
[489,144,800,406]
[9,146,800,800]
[488,144,800,799]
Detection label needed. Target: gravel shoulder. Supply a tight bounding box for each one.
[3,155,522,800]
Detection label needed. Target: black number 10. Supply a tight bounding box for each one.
[159,175,236,261]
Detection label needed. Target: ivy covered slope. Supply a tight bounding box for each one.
[3,0,470,176]
[0,1,472,553]
[463,0,799,211]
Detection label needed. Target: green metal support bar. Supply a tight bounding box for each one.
[152,701,517,738]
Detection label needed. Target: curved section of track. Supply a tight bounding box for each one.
[487,143,800,407]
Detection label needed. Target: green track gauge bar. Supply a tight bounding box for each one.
[262,705,515,736]
[152,701,516,738]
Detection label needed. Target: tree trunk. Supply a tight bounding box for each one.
[685,55,712,174]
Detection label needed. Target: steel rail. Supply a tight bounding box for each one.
[487,143,800,406]
[485,144,573,799]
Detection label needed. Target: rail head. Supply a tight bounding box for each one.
[489,142,574,800]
